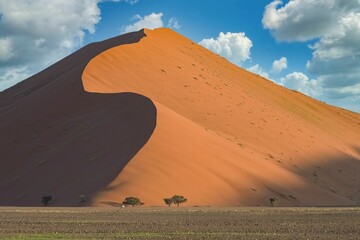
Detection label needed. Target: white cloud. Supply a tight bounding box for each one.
[167,17,180,29]
[315,72,360,103]
[199,32,253,65]
[0,0,137,91]
[123,13,164,33]
[332,83,360,96]
[107,0,139,4]
[262,0,355,42]
[263,0,360,112]
[247,64,269,79]
[0,38,14,62]
[280,72,321,97]
[0,0,131,91]
[123,0,139,4]
[307,12,360,76]
[271,57,287,73]
[0,66,31,90]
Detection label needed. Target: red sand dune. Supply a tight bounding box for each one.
[1,28,360,207]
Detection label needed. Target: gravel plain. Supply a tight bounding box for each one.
[1,207,360,239]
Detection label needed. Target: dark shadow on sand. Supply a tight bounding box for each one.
[0,30,156,206]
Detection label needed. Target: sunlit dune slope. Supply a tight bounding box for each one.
[83,28,360,206]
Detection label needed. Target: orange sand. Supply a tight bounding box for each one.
[82,28,360,206]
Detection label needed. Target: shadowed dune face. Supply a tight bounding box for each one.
[0,30,157,206]
[0,92,156,206]
[83,28,360,207]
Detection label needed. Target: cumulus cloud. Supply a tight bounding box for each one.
[0,66,31,91]
[262,0,356,42]
[0,0,102,64]
[280,72,321,97]
[271,57,287,73]
[263,0,360,112]
[0,0,133,91]
[307,12,360,75]
[0,38,14,62]
[199,32,253,65]
[247,64,269,79]
[123,13,164,33]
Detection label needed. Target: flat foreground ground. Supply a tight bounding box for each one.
[1,207,360,239]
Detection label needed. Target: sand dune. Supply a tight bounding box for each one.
[0,30,156,206]
[0,28,359,206]
[83,28,360,206]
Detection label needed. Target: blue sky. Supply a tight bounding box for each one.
[0,0,359,112]
[90,0,311,75]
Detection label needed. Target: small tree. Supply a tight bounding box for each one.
[163,198,174,207]
[42,196,52,206]
[122,197,144,207]
[79,194,87,204]
[269,197,279,207]
[172,195,187,207]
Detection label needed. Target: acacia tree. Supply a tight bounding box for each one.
[79,194,87,204]
[122,197,144,207]
[41,196,52,207]
[172,195,187,207]
[163,198,174,207]
[269,197,279,207]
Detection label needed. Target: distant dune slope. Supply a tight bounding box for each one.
[0,30,157,206]
[83,28,360,206]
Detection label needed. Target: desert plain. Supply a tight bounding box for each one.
[1,207,360,239]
